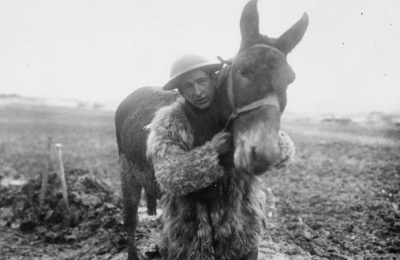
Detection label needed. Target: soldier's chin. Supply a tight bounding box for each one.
[194,98,210,109]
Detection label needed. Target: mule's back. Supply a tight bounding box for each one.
[115,86,179,175]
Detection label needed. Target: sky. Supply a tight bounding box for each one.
[0,0,399,115]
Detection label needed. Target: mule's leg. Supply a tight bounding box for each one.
[146,192,157,216]
[120,156,143,260]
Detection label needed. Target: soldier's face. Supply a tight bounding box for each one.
[179,70,215,110]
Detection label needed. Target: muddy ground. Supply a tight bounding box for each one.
[0,105,399,260]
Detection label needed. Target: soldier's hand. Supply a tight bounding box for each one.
[210,132,231,155]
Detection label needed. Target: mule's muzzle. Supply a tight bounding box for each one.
[233,122,282,175]
[250,137,281,175]
[232,103,284,175]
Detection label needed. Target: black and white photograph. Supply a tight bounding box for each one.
[1,0,399,259]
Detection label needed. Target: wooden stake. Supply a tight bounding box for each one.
[55,143,70,226]
[39,137,52,207]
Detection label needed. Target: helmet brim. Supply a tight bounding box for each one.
[162,62,222,90]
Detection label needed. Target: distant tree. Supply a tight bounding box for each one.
[92,103,103,110]
[0,93,19,98]
[77,102,88,108]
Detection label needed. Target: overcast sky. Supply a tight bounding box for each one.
[0,0,399,115]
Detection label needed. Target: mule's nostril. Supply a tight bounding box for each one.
[249,143,281,175]
[253,163,269,175]
[251,146,257,161]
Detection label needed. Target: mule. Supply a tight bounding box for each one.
[115,0,308,259]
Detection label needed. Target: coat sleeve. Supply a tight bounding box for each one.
[152,142,224,196]
[146,100,225,196]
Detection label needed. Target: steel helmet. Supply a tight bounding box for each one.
[162,54,222,90]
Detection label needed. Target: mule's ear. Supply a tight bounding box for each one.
[276,13,309,54]
[240,0,260,49]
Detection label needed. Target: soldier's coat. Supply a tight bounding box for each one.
[146,97,295,260]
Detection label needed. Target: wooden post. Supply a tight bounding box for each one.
[39,137,52,207]
[55,143,70,226]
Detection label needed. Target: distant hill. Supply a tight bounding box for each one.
[0,94,119,111]
[282,110,400,127]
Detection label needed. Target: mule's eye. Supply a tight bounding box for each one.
[238,68,252,78]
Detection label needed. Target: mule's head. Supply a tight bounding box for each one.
[230,0,308,175]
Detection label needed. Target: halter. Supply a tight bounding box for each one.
[221,44,283,131]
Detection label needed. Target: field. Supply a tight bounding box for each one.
[0,104,399,260]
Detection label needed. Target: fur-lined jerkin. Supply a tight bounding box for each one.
[146,97,295,260]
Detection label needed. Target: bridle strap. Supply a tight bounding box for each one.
[223,95,279,131]
[222,43,282,131]
[227,68,235,111]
